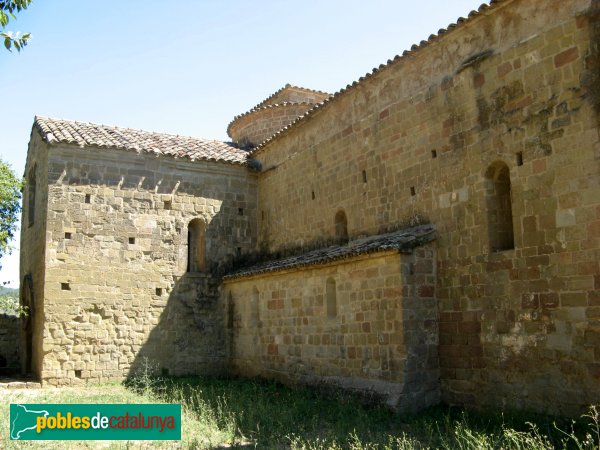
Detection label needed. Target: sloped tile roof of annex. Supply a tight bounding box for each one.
[249,0,505,156]
[224,224,436,280]
[34,116,249,165]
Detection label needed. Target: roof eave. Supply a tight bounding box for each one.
[248,0,508,157]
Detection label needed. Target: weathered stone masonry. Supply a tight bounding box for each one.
[20,123,257,384]
[18,0,600,416]
[245,0,600,415]
[0,312,20,373]
[224,228,439,413]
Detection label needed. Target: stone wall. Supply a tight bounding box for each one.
[34,144,257,384]
[228,85,330,149]
[224,247,439,412]
[253,0,600,414]
[0,313,20,372]
[20,131,50,379]
[228,103,319,149]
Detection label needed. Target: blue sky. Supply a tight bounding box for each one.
[0,0,484,287]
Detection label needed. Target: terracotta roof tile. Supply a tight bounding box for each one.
[249,1,505,156]
[226,101,318,138]
[34,116,249,165]
[226,84,331,138]
[254,84,330,110]
[224,224,436,280]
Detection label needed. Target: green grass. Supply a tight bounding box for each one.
[1,375,599,449]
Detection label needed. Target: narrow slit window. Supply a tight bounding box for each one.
[410,187,416,196]
[252,287,260,325]
[227,292,234,329]
[485,161,515,252]
[28,165,36,227]
[326,278,337,318]
[362,170,367,183]
[188,219,206,272]
[431,149,437,158]
[85,194,91,204]
[516,152,523,166]
[334,210,349,243]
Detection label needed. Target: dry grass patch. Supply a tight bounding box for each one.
[1,376,599,449]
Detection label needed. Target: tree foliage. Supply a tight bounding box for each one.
[0,288,26,316]
[0,159,22,267]
[0,0,32,52]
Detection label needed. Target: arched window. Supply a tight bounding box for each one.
[326,278,337,318]
[28,165,36,227]
[252,286,260,326]
[485,161,515,252]
[334,210,348,243]
[187,219,206,272]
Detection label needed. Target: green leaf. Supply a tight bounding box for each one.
[0,0,32,52]
[0,158,22,270]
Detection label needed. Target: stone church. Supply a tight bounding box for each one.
[17,0,600,415]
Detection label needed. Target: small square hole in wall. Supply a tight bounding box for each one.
[85,194,91,204]
[61,282,71,291]
[516,151,524,166]
[410,187,416,196]
[431,149,437,159]
[164,200,172,210]
[129,237,135,245]
[155,287,163,296]
[74,370,82,379]
[65,232,72,239]
[238,207,244,216]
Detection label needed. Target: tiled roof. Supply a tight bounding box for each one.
[34,116,249,165]
[224,224,435,280]
[227,84,331,138]
[253,84,330,110]
[249,1,504,156]
[226,101,317,138]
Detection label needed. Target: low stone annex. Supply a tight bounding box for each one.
[10,0,600,415]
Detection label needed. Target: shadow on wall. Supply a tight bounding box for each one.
[126,207,237,379]
[20,273,43,380]
[0,312,20,375]
[127,273,226,378]
[225,245,440,413]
